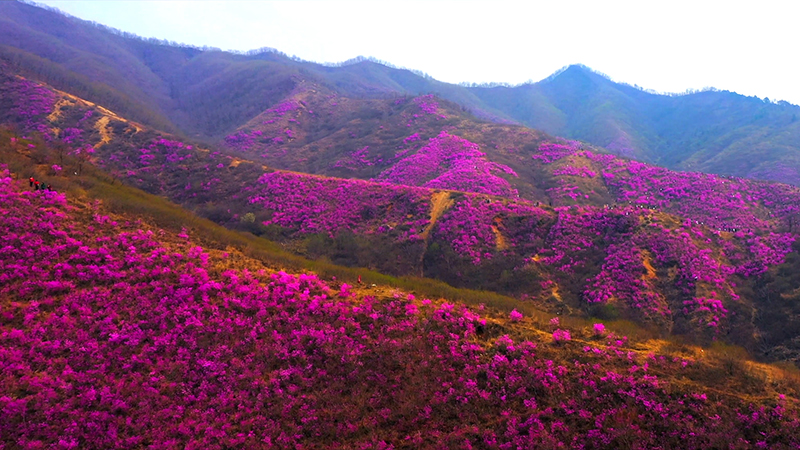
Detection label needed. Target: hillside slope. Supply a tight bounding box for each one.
[5,73,800,365]
[1,166,799,448]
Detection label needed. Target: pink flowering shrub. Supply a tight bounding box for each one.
[403,132,421,144]
[224,129,260,152]
[593,323,606,336]
[553,165,597,178]
[0,77,56,137]
[583,242,669,321]
[552,329,571,342]
[432,194,550,265]
[532,141,581,163]
[332,145,376,170]
[268,100,301,116]
[59,127,83,145]
[413,94,439,115]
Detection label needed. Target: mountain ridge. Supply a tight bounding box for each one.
[4,0,799,189]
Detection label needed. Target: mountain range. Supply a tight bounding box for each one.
[2,0,800,185]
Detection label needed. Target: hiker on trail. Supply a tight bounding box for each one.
[34,180,40,191]
[29,177,34,187]
[357,275,362,284]
[47,184,52,192]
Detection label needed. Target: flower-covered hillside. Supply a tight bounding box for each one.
[1,169,799,448]
[6,72,800,360]
[6,71,800,237]
[213,84,800,236]
[376,130,520,197]
[240,166,795,344]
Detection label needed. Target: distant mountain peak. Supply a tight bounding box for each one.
[541,64,613,86]
[564,63,594,73]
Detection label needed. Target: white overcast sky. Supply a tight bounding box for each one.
[36,0,800,105]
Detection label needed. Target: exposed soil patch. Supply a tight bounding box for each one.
[420,190,453,241]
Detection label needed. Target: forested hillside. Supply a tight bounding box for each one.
[469,65,800,185]
[3,1,800,187]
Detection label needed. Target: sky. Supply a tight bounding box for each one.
[36,0,800,105]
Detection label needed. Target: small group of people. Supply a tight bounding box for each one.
[29,176,53,192]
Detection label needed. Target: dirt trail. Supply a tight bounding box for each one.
[551,284,562,301]
[93,116,112,149]
[52,83,143,132]
[229,158,246,168]
[420,191,454,241]
[491,217,509,250]
[47,98,69,123]
[642,251,657,281]
[46,98,71,137]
